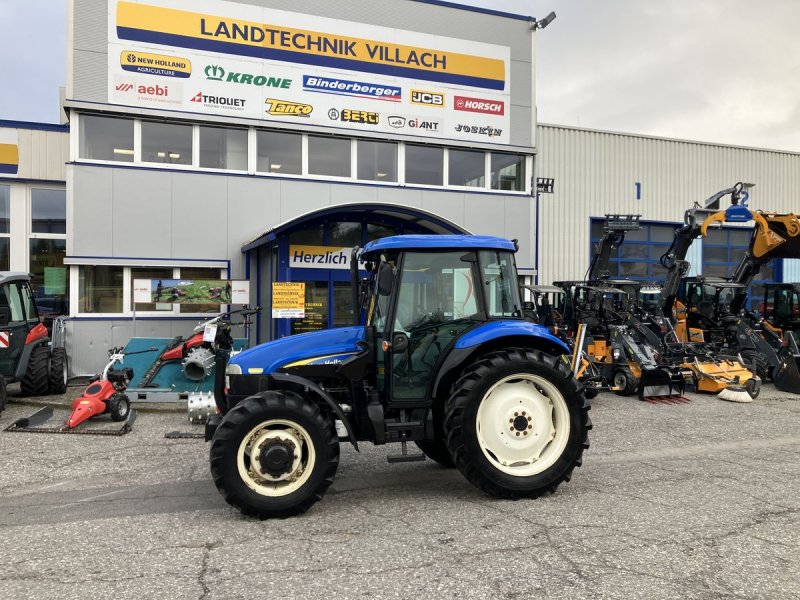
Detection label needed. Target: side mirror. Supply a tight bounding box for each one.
[0,307,9,326]
[377,263,395,296]
[392,332,409,353]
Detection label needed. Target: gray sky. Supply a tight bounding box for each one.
[1,0,799,152]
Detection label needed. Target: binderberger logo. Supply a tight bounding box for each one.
[265,98,313,117]
[205,65,291,89]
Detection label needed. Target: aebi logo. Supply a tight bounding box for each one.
[115,83,134,92]
[115,82,171,97]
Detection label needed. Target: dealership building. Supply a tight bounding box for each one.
[1,0,799,375]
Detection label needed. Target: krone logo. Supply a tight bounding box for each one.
[205,65,225,81]
[265,98,313,117]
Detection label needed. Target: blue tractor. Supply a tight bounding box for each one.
[206,235,591,518]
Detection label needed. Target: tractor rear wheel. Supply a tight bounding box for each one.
[444,348,590,500]
[48,348,68,394]
[210,390,339,519]
[20,345,50,397]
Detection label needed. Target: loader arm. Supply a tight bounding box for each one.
[586,214,641,281]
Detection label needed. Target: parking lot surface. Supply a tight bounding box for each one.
[0,386,798,600]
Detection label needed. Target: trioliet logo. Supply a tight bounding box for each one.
[410,89,445,107]
[265,98,313,117]
[205,65,291,89]
[190,92,246,109]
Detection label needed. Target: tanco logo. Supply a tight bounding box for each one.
[204,65,291,89]
[265,98,313,117]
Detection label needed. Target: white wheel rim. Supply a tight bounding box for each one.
[614,371,627,390]
[475,373,571,477]
[117,399,128,416]
[237,419,316,497]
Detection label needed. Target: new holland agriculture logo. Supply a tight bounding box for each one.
[265,98,313,117]
[121,50,191,78]
[204,65,291,89]
[328,108,379,125]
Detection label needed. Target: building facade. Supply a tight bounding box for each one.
[10,0,788,375]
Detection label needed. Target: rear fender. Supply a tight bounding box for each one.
[13,338,50,381]
[430,326,572,401]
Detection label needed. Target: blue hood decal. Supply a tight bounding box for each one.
[231,326,366,375]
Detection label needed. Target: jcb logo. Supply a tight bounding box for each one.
[411,89,445,107]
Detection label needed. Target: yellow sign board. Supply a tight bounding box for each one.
[272,282,305,318]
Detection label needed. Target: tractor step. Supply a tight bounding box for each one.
[386,440,426,463]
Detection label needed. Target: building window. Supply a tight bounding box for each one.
[257,130,301,174]
[405,144,443,186]
[31,188,66,234]
[704,227,773,307]
[449,149,485,187]
[79,266,124,313]
[589,219,674,280]
[356,140,397,182]
[30,239,69,323]
[178,267,227,313]
[0,184,10,234]
[79,114,134,162]
[308,135,350,177]
[491,153,525,191]
[141,121,192,165]
[199,126,247,170]
[132,267,174,312]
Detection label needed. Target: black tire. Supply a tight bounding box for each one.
[741,351,769,381]
[583,387,599,399]
[612,368,637,396]
[444,348,591,500]
[48,348,68,394]
[210,390,339,519]
[20,345,50,397]
[0,375,6,414]
[415,400,455,467]
[108,394,131,421]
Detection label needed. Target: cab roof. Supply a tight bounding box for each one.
[362,234,516,254]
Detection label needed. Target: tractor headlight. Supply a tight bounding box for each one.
[225,362,242,388]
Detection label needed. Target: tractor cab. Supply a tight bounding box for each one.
[680,277,744,324]
[762,283,800,333]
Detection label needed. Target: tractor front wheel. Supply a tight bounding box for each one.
[444,348,590,500]
[20,345,50,397]
[209,390,339,519]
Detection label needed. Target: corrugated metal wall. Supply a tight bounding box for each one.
[535,124,800,285]
[15,129,69,181]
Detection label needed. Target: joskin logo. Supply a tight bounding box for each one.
[121,50,191,78]
[302,75,401,102]
[190,92,246,110]
[410,89,444,107]
[204,65,291,89]
[328,108,379,125]
[454,95,504,116]
[265,98,313,117]
[455,124,502,137]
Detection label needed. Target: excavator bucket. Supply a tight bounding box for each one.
[637,368,690,404]
[773,332,800,394]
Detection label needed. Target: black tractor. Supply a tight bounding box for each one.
[0,272,68,413]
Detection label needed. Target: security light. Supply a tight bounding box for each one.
[532,11,556,30]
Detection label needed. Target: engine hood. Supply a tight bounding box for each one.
[230,326,366,375]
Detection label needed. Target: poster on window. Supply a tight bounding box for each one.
[272,282,305,318]
[133,279,249,304]
[0,128,19,176]
[107,0,511,144]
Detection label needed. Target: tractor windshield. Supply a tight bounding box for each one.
[479,251,521,318]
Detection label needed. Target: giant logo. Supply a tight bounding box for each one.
[205,65,291,89]
[303,75,401,102]
[121,50,191,78]
[265,98,313,117]
[453,95,504,116]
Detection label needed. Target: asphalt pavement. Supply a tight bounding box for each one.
[0,384,798,600]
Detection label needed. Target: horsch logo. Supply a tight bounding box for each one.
[453,95,504,116]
